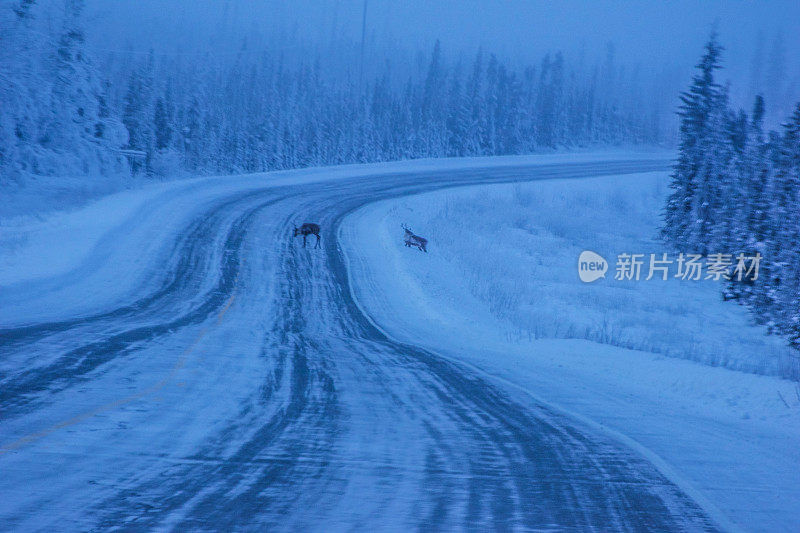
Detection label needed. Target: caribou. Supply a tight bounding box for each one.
[402,224,428,252]
[293,222,321,248]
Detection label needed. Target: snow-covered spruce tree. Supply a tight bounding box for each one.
[101,37,666,176]
[0,0,126,181]
[0,1,40,180]
[665,35,800,345]
[693,82,733,253]
[713,105,748,255]
[445,65,469,156]
[534,53,557,149]
[44,0,126,176]
[182,94,202,171]
[149,92,183,176]
[122,52,157,175]
[724,95,770,301]
[663,33,725,251]
[763,104,800,340]
[153,97,171,151]
[121,73,145,173]
[464,49,486,155]
[744,95,771,248]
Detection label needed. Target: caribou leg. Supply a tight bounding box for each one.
[315,234,321,248]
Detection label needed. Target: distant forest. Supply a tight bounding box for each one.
[2,0,671,181]
[663,33,800,355]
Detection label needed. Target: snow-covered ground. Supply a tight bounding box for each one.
[0,150,665,294]
[6,152,797,530]
[340,172,800,532]
[12,153,732,531]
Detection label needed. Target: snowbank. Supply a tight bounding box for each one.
[340,172,800,532]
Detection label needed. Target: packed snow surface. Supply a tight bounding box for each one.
[2,153,796,531]
[341,171,800,532]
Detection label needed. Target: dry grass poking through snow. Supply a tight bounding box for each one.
[390,172,799,380]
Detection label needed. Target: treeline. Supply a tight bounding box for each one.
[663,34,800,346]
[1,0,665,181]
[0,0,129,180]
[115,40,663,176]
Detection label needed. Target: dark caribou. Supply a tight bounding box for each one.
[294,223,321,248]
[402,224,428,253]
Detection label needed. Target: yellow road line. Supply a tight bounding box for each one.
[0,271,241,455]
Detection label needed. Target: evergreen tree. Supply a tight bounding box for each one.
[122,73,146,172]
[2,3,668,181]
[745,95,771,249]
[663,32,724,249]
[766,104,800,337]
[765,33,787,122]
[714,106,748,254]
[154,97,171,150]
[664,34,800,348]
[465,49,485,155]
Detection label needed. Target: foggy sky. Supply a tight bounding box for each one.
[82,0,799,109]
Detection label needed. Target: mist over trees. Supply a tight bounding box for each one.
[2,3,799,350]
[663,33,800,351]
[1,0,669,181]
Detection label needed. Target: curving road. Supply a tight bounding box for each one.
[0,158,723,530]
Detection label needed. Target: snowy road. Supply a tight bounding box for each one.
[1,157,726,530]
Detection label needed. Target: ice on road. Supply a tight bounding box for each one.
[1,155,726,530]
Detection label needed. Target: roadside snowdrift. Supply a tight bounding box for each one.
[340,172,800,532]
